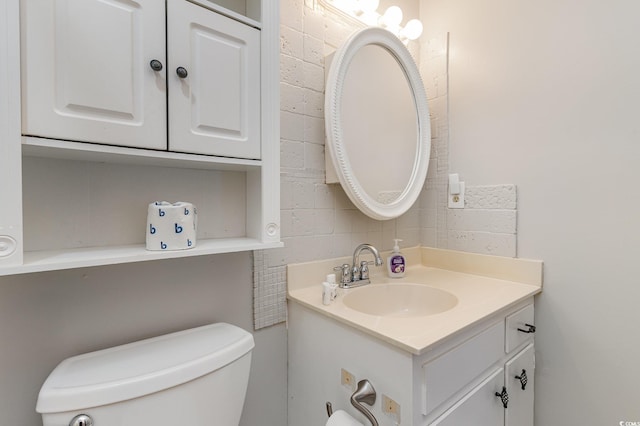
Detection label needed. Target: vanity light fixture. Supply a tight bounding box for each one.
[399,18,424,41]
[378,6,403,29]
[319,0,423,41]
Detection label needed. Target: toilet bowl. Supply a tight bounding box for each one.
[36,323,254,426]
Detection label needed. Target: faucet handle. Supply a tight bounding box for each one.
[334,264,351,285]
[360,260,371,281]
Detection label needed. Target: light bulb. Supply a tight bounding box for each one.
[379,6,403,27]
[400,19,423,40]
[356,0,379,14]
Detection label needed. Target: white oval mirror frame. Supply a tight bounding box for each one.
[325,27,431,220]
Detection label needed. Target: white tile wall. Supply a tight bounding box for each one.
[447,229,516,257]
[420,33,450,250]
[253,2,518,329]
[253,251,287,329]
[447,209,516,234]
[465,184,517,209]
[447,185,518,257]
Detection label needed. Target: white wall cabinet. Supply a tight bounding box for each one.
[288,301,536,426]
[0,0,280,275]
[168,0,260,158]
[20,0,167,150]
[21,0,260,159]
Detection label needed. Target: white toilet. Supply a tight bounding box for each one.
[36,323,254,426]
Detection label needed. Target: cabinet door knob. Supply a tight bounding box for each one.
[515,369,528,390]
[149,59,163,72]
[176,67,188,79]
[495,386,509,408]
[517,323,536,334]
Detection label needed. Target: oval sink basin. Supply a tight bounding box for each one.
[343,284,458,318]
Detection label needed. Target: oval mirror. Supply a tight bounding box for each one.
[325,27,431,220]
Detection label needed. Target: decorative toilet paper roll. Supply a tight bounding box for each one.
[326,410,364,426]
[146,201,197,251]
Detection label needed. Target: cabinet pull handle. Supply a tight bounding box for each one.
[515,369,528,390]
[149,60,163,72]
[517,323,536,334]
[495,386,509,409]
[176,67,188,79]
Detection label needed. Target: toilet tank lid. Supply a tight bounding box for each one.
[36,323,254,414]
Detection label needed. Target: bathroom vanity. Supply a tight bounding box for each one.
[287,247,542,426]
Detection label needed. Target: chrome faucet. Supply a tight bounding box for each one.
[334,244,383,288]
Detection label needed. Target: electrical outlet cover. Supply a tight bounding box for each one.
[448,181,465,209]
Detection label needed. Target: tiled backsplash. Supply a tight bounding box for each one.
[252,0,518,329]
[448,185,518,257]
[253,251,287,330]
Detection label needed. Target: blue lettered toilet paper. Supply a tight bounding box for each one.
[146,201,197,251]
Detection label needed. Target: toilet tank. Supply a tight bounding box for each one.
[36,323,254,426]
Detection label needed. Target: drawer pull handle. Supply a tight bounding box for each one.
[495,386,509,408]
[515,369,528,390]
[517,323,536,334]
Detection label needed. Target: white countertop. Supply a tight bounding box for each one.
[287,247,543,355]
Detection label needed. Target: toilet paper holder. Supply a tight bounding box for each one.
[326,379,379,426]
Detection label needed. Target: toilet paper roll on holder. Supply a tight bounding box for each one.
[326,379,379,426]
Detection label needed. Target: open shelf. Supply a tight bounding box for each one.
[22,137,262,172]
[0,238,283,276]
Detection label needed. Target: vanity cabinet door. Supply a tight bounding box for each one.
[505,343,535,426]
[423,321,505,415]
[20,0,167,149]
[431,368,505,426]
[167,0,261,159]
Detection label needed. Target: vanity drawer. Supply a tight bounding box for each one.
[505,304,535,353]
[422,321,505,415]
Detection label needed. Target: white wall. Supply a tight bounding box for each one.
[0,254,287,426]
[421,0,640,423]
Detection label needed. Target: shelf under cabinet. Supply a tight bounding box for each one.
[0,238,283,276]
[11,138,283,276]
[22,137,262,172]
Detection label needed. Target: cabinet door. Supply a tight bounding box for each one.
[431,368,505,426]
[423,321,505,415]
[20,0,167,149]
[167,0,261,159]
[505,344,535,426]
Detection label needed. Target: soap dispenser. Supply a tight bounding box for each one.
[387,239,406,278]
